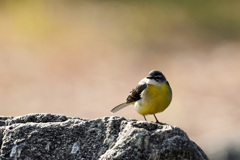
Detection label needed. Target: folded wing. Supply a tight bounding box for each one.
[111,80,147,113]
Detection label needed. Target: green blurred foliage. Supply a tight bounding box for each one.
[1,0,240,46]
[175,0,240,40]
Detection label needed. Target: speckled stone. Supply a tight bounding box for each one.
[0,114,208,160]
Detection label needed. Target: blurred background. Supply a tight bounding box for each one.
[0,1,240,159]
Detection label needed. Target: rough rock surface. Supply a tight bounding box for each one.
[0,114,208,160]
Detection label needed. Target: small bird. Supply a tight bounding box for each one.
[111,70,172,124]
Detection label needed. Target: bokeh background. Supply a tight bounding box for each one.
[1,1,240,159]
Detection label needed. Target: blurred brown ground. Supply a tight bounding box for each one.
[1,1,240,159]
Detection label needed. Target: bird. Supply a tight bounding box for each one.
[111,70,172,124]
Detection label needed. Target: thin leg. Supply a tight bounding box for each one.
[153,114,159,123]
[143,115,147,121]
[153,114,165,125]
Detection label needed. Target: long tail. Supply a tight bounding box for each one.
[111,103,130,113]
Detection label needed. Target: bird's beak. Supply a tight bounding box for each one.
[146,76,152,79]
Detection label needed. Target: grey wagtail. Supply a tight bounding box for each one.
[111,70,172,124]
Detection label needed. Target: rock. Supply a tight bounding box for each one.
[0,114,208,160]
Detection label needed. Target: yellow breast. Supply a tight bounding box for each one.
[134,82,172,115]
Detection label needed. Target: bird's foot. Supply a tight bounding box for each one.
[155,121,166,125]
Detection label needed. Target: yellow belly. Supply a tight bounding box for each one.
[134,82,172,115]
